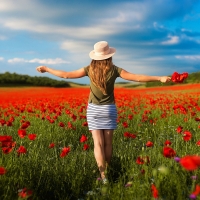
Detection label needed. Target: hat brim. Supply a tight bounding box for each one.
[89,47,116,60]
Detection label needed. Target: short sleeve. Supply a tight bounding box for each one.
[114,65,122,77]
[83,66,89,76]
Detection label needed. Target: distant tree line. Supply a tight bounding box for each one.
[145,71,200,87]
[0,72,70,87]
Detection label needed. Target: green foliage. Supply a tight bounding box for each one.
[0,89,200,199]
[0,72,70,87]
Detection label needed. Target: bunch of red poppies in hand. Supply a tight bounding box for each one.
[171,72,188,83]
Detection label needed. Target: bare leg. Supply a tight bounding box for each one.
[103,129,114,165]
[91,130,106,179]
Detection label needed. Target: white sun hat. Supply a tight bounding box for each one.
[89,41,116,60]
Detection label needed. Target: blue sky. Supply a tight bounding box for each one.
[0,0,200,84]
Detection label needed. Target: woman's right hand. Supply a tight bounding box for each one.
[36,66,48,73]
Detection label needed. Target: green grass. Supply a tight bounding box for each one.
[0,91,200,200]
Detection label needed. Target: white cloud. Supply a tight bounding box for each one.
[61,40,92,54]
[8,58,26,63]
[0,57,4,61]
[161,35,179,45]
[0,35,7,40]
[7,58,69,65]
[175,55,200,60]
[29,58,70,65]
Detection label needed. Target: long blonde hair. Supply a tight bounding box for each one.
[89,57,113,95]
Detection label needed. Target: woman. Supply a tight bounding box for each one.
[36,41,171,184]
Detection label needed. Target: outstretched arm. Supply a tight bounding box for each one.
[36,66,86,79]
[120,69,171,83]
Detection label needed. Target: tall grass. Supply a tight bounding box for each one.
[0,87,200,200]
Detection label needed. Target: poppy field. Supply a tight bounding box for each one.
[0,84,200,200]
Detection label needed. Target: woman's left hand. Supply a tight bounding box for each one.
[36,66,48,73]
[160,76,171,83]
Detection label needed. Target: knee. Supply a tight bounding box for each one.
[94,141,104,149]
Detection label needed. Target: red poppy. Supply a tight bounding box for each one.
[179,155,200,171]
[0,135,12,142]
[80,135,87,143]
[2,147,13,154]
[70,114,77,121]
[183,130,192,141]
[18,188,33,198]
[49,143,55,148]
[176,126,183,134]
[17,146,27,155]
[60,147,70,157]
[0,119,6,126]
[59,122,65,127]
[20,122,30,129]
[124,132,130,138]
[122,122,128,128]
[0,167,6,175]
[82,122,88,127]
[195,117,200,122]
[164,140,172,146]
[151,184,159,199]
[28,134,37,141]
[128,115,133,120]
[163,146,176,158]
[6,121,12,126]
[136,156,150,164]
[171,72,188,83]
[83,144,89,151]
[196,141,200,146]
[191,185,200,196]
[146,141,153,147]
[18,129,27,138]
[124,132,137,139]
[129,133,137,139]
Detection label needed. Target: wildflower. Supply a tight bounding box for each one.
[189,185,200,199]
[82,122,88,127]
[164,140,172,146]
[171,72,188,83]
[83,144,89,151]
[176,126,183,133]
[60,146,70,158]
[146,141,153,147]
[124,132,130,138]
[59,122,65,127]
[28,134,37,141]
[49,143,55,148]
[151,184,159,199]
[122,122,128,128]
[191,176,198,180]
[6,121,12,126]
[80,135,87,143]
[136,156,150,165]
[183,131,192,141]
[180,155,200,171]
[18,188,33,198]
[20,121,30,129]
[0,167,6,175]
[17,146,27,155]
[174,157,181,162]
[2,147,13,154]
[163,146,176,158]
[196,141,200,146]
[18,129,27,138]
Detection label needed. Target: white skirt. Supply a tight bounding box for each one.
[86,103,117,130]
